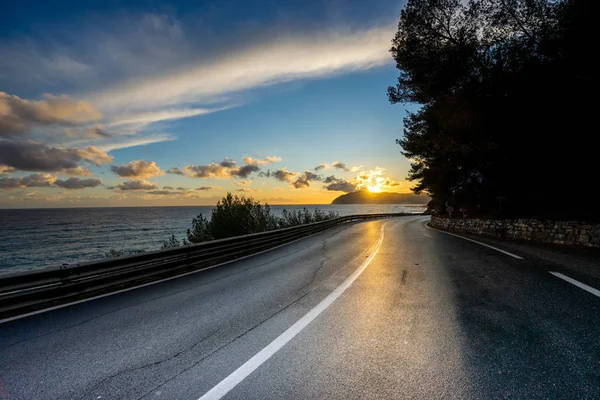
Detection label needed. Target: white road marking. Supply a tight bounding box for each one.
[426,224,523,259]
[549,272,600,298]
[197,221,390,400]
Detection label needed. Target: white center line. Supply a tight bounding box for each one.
[426,224,523,259]
[549,272,600,298]
[197,221,390,400]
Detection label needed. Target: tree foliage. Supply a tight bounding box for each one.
[390,0,592,220]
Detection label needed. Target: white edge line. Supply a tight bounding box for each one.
[549,271,600,298]
[197,221,390,400]
[425,223,523,259]
[0,224,363,325]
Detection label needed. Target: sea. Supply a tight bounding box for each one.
[0,204,426,273]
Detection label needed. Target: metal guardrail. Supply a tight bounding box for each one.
[0,213,408,319]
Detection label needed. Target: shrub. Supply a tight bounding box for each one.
[279,208,338,227]
[185,193,339,244]
[161,235,183,249]
[187,193,278,243]
[186,214,213,243]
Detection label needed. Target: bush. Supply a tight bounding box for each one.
[280,208,338,227]
[185,193,339,244]
[186,214,213,243]
[187,193,277,243]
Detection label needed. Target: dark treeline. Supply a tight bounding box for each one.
[389,0,592,220]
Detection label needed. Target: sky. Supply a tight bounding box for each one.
[0,0,419,208]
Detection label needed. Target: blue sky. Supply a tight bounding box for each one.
[0,0,420,207]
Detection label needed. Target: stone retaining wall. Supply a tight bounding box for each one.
[429,216,600,248]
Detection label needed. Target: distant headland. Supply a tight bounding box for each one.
[331,191,429,205]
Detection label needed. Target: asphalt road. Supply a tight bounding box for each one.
[1,216,599,399]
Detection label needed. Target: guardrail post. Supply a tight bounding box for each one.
[59,264,71,287]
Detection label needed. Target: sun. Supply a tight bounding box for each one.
[367,184,381,193]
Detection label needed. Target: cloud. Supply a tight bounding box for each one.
[61,166,93,177]
[184,161,231,178]
[332,161,350,172]
[242,156,281,166]
[0,16,396,163]
[1,12,394,103]
[184,157,262,179]
[231,164,260,178]
[108,179,157,191]
[0,13,186,85]
[292,170,322,189]
[0,92,101,137]
[196,186,220,191]
[220,158,237,168]
[0,173,55,190]
[146,190,172,195]
[0,140,112,175]
[110,160,164,178]
[0,38,92,87]
[91,127,111,137]
[166,167,185,175]
[264,168,321,187]
[0,165,16,175]
[65,125,112,139]
[323,175,357,192]
[68,126,112,139]
[54,177,102,189]
[146,188,195,196]
[0,15,395,158]
[108,107,230,127]
[272,168,298,182]
[88,23,395,112]
[94,133,175,152]
[146,190,182,195]
[236,188,254,193]
[75,146,112,165]
[232,180,250,186]
[144,187,189,195]
[314,163,328,171]
[176,186,187,191]
[0,174,101,191]
[303,171,321,181]
[293,177,310,189]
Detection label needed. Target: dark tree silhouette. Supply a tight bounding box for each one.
[389,0,593,220]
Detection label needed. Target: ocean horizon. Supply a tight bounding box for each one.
[0,204,426,273]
